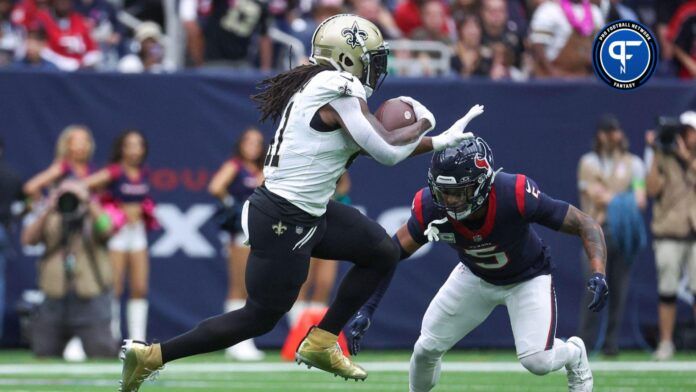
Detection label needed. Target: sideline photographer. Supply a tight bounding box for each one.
[21,180,117,358]
[646,111,696,361]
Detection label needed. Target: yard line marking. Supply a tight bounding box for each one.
[0,361,694,375]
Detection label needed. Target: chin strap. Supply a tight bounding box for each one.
[423,217,449,242]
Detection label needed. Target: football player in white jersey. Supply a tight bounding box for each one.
[118,14,484,391]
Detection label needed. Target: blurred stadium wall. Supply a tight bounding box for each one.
[2,71,696,350]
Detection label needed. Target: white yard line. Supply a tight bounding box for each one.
[0,361,694,375]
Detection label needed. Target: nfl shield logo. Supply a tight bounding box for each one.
[473,235,483,243]
[296,226,304,235]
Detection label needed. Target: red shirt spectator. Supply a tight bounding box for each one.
[668,0,696,79]
[394,0,449,37]
[14,0,101,70]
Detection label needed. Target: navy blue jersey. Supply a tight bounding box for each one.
[407,172,570,285]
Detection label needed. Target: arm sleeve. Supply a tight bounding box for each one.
[406,189,429,245]
[514,174,570,231]
[329,96,422,166]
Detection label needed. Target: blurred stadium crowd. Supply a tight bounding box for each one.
[0,0,696,78]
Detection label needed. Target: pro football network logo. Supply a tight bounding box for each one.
[592,20,658,90]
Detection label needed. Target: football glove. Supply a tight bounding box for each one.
[432,104,484,151]
[587,272,609,312]
[398,96,436,132]
[347,310,372,355]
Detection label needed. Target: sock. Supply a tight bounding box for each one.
[127,299,149,341]
[225,299,245,313]
[111,298,121,341]
[160,302,283,364]
[318,264,389,334]
[287,301,308,327]
[317,236,398,334]
[409,339,442,392]
[554,339,581,368]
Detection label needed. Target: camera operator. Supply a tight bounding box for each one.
[21,180,117,358]
[646,111,696,361]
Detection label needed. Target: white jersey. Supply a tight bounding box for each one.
[263,70,366,217]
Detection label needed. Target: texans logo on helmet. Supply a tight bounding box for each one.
[474,156,490,170]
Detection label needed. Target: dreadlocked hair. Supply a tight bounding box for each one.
[252,64,335,124]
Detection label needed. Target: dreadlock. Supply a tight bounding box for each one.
[252,63,335,124]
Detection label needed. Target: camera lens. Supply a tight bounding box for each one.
[57,192,80,214]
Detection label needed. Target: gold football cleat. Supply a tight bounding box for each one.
[295,327,367,381]
[119,339,164,392]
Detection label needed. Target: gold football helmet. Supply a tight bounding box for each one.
[310,14,389,96]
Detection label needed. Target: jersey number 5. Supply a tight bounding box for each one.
[464,246,510,270]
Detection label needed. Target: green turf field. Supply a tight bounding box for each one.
[0,350,694,391]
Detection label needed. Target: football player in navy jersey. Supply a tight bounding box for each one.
[349,136,608,392]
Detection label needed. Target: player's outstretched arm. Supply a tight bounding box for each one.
[347,225,422,355]
[558,205,609,312]
[327,97,429,166]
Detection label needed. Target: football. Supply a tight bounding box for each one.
[375,98,417,131]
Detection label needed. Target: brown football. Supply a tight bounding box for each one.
[375,98,416,131]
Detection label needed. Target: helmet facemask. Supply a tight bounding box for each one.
[360,45,389,97]
[429,171,492,220]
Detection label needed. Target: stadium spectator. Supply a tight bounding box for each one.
[352,0,402,39]
[596,0,639,22]
[479,0,523,74]
[668,0,696,79]
[202,0,273,70]
[21,180,117,359]
[12,28,59,70]
[0,0,23,67]
[208,127,265,361]
[118,22,170,73]
[411,0,453,44]
[528,0,604,78]
[655,0,684,76]
[394,0,449,37]
[576,114,647,356]
[450,0,478,26]
[179,0,206,67]
[0,137,23,341]
[290,0,344,58]
[451,14,487,77]
[85,130,155,344]
[646,111,696,361]
[74,0,124,69]
[24,125,95,202]
[13,0,102,70]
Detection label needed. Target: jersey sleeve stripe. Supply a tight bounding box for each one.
[515,174,526,217]
[413,189,425,229]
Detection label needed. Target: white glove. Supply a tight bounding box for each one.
[399,96,436,132]
[432,104,484,151]
[424,217,448,242]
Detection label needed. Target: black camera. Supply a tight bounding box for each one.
[656,116,684,153]
[57,191,80,214]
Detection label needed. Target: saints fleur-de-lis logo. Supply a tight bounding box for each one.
[272,220,287,236]
[341,21,368,49]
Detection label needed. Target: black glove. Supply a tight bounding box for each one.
[587,272,609,312]
[347,310,372,355]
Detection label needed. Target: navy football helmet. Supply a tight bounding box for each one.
[428,136,496,220]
